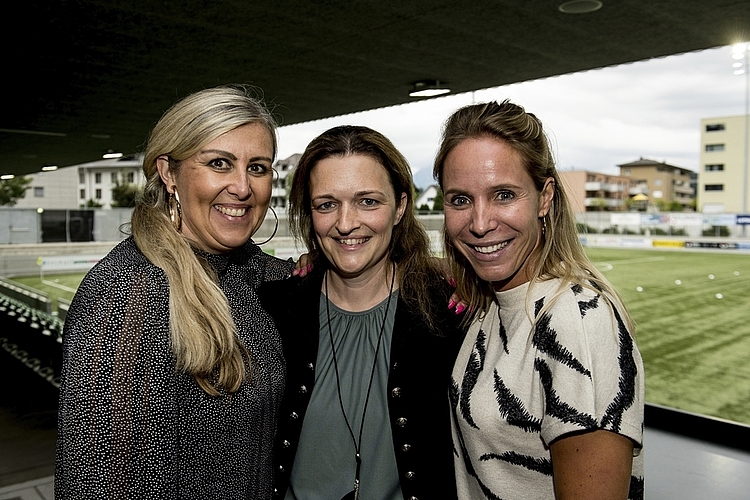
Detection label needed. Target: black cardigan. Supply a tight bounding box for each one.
[260,270,463,500]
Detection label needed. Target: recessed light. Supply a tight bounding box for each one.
[103,151,124,159]
[409,80,451,98]
[559,1,603,14]
[1,174,15,180]
[41,165,58,172]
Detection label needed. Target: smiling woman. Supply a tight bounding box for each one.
[55,85,297,500]
[156,123,275,254]
[434,100,645,500]
[261,125,463,500]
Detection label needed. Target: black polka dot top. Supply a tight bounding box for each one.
[55,237,294,499]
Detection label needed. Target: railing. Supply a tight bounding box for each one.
[0,277,52,314]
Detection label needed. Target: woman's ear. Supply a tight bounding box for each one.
[538,177,555,217]
[395,192,407,225]
[156,155,175,191]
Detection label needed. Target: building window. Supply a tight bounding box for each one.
[80,189,85,199]
[127,172,135,183]
[95,188,102,199]
[705,164,724,171]
[705,123,725,132]
[111,172,118,183]
[95,172,102,184]
[79,172,85,184]
[704,184,724,191]
[33,187,44,197]
[705,144,725,152]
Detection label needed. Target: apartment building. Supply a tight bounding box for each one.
[618,158,695,210]
[558,170,643,212]
[271,154,300,211]
[698,115,749,214]
[14,155,144,210]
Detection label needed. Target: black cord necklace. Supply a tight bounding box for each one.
[324,262,396,500]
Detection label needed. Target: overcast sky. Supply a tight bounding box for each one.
[276,45,748,189]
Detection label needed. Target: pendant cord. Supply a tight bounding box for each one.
[325,262,396,492]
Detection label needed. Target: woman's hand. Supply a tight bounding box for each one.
[292,253,313,277]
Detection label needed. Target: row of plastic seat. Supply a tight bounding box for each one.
[0,293,64,387]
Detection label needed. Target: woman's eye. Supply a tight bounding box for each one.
[248,163,270,175]
[361,198,378,207]
[449,195,470,207]
[208,158,231,170]
[315,201,335,211]
[497,190,515,201]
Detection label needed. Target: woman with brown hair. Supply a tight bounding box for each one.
[261,125,463,500]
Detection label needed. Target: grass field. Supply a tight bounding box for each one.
[585,247,750,425]
[8,248,750,425]
[11,273,85,311]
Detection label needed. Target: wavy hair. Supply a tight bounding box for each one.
[289,125,444,332]
[433,100,633,331]
[131,84,277,395]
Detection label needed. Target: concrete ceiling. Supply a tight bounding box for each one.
[3,0,749,177]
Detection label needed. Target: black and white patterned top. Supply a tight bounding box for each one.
[450,278,644,500]
[55,237,294,500]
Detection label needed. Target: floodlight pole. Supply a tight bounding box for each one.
[743,46,749,237]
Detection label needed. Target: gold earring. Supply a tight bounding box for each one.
[169,188,182,231]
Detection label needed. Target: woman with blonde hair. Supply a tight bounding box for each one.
[262,125,463,500]
[56,85,296,499]
[434,100,644,499]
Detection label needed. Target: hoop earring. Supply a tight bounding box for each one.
[255,206,279,245]
[169,189,182,232]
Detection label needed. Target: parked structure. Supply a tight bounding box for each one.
[698,115,750,214]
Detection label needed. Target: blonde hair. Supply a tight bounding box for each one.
[434,100,634,331]
[131,85,277,395]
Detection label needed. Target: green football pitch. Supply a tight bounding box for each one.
[9,247,750,425]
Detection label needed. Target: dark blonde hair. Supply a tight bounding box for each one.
[289,125,444,331]
[434,100,633,330]
[131,84,277,395]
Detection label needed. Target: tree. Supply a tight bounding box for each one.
[432,190,444,211]
[0,176,32,206]
[84,198,103,208]
[111,182,143,208]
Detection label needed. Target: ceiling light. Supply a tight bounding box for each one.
[409,80,451,98]
[1,174,15,180]
[41,165,58,172]
[103,151,124,159]
[559,1,603,14]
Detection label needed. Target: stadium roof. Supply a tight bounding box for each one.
[3,0,749,177]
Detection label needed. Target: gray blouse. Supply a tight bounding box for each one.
[285,291,403,500]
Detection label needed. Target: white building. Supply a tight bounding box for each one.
[698,115,750,214]
[415,185,440,210]
[14,155,145,210]
[271,154,300,211]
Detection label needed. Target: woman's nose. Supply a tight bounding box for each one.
[336,204,359,234]
[227,169,251,199]
[469,201,498,237]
